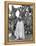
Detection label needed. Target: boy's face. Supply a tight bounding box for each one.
[19,18,21,21]
[18,16,22,21]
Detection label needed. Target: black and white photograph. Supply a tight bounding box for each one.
[5,2,35,44]
[8,4,33,41]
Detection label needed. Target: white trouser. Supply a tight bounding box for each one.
[14,21,25,40]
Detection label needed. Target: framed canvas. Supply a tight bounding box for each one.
[4,1,35,45]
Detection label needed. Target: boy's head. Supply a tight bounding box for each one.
[18,16,22,21]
